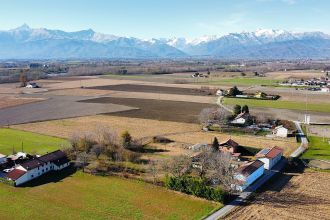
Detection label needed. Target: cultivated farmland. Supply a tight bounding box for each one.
[0,128,69,155]
[80,97,217,123]
[0,171,220,219]
[225,170,330,220]
[223,98,330,113]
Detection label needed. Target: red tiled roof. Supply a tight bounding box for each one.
[256,146,283,159]
[219,139,239,148]
[266,146,283,159]
[6,169,26,181]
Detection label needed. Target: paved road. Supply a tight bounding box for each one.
[290,121,308,158]
[205,158,287,220]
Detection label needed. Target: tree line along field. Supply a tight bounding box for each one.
[0,128,69,155]
[223,98,330,113]
[0,171,220,220]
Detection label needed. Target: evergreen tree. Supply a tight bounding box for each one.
[233,105,242,115]
[212,137,219,152]
[242,105,249,113]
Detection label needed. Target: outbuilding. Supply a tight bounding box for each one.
[233,160,265,191]
[272,125,288,138]
[256,146,283,170]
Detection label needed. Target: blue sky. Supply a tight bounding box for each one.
[0,0,329,38]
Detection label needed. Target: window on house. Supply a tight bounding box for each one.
[31,175,34,178]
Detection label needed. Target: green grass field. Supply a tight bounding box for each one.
[223,98,330,113]
[197,77,280,86]
[0,171,220,219]
[0,128,69,155]
[301,136,330,160]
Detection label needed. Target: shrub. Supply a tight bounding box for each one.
[152,136,173,143]
[164,175,227,203]
[121,131,132,149]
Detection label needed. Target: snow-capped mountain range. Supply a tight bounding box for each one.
[1,25,330,59]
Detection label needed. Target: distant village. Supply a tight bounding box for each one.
[280,76,330,92]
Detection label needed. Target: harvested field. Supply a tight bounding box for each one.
[267,70,325,80]
[225,170,330,220]
[80,97,217,123]
[0,96,44,109]
[0,96,135,126]
[87,84,217,96]
[12,115,200,139]
[45,88,113,96]
[12,115,297,156]
[106,91,215,104]
[307,125,330,138]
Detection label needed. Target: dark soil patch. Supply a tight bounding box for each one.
[79,97,216,123]
[86,84,215,96]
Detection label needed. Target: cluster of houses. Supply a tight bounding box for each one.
[190,138,284,192]
[279,77,330,92]
[216,88,279,100]
[0,150,70,186]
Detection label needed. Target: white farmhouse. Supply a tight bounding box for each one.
[233,160,265,192]
[6,150,70,186]
[272,125,288,138]
[256,146,283,170]
[231,112,249,125]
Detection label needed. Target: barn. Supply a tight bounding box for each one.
[256,146,283,170]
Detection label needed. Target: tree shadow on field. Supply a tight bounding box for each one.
[19,165,76,187]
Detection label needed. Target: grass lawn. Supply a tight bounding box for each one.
[0,128,69,155]
[301,136,330,160]
[197,77,280,86]
[0,171,220,220]
[223,98,330,113]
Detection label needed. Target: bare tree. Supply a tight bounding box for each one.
[162,155,192,178]
[149,160,159,184]
[199,107,227,126]
[94,126,118,147]
[75,152,90,172]
[91,144,104,159]
[206,152,238,191]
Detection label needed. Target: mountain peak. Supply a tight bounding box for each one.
[14,23,31,31]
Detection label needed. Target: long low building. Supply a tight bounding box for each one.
[233,160,265,192]
[6,150,70,186]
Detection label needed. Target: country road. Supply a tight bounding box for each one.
[290,121,308,158]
